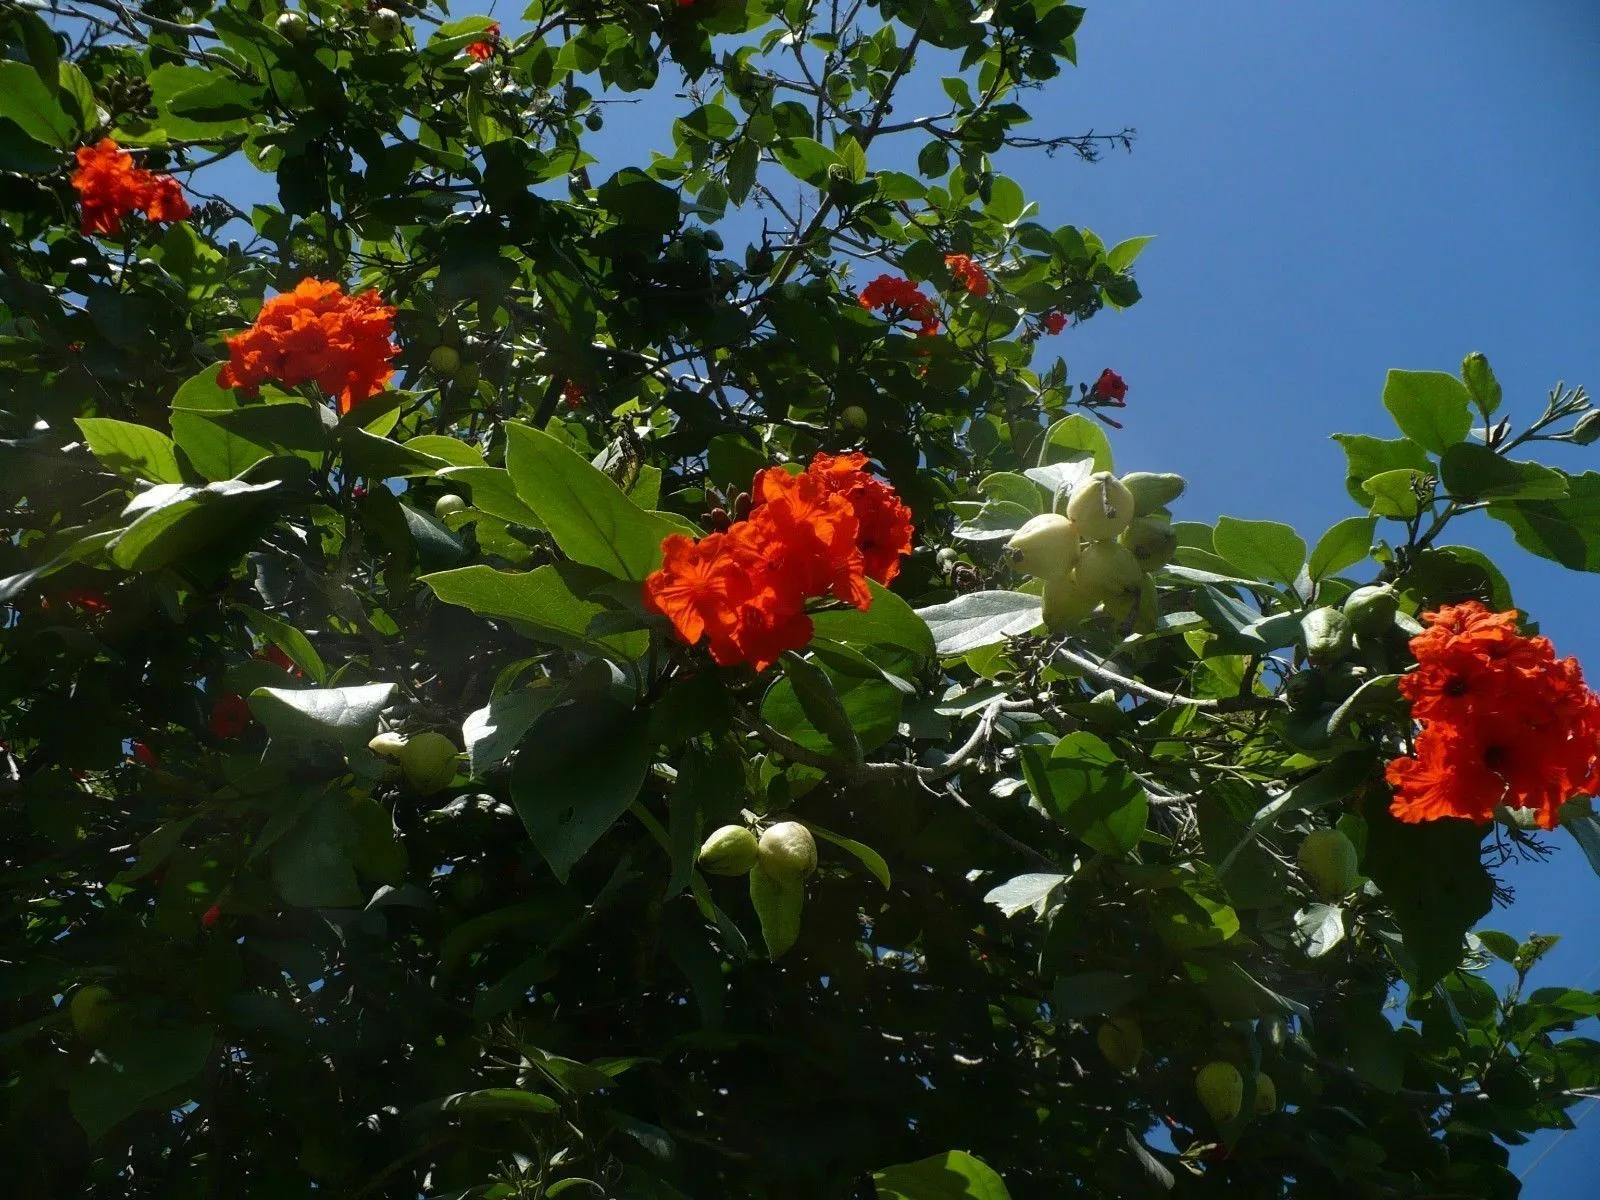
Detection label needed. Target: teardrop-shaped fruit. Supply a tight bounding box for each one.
[1096,1016,1144,1072]
[1120,514,1179,571]
[1301,606,1353,665]
[698,825,760,876]
[368,731,407,759]
[1253,1072,1278,1114]
[1196,1061,1244,1124]
[1066,472,1136,541]
[1076,540,1143,607]
[1342,584,1399,635]
[757,821,817,882]
[1120,471,1187,517]
[398,731,458,794]
[1006,513,1081,579]
[1298,827,1359,900]
[1041,571,1097,633]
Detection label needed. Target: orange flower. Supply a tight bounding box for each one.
[1386,601,1600,829]
[858,274,940,336]
[218,279,398,412]
[465,21,500,60]
[71,139,191,237]
[807,452,914,586]
[643,455,914,670]
[1043,311,1068,335]
[944,253,990,298]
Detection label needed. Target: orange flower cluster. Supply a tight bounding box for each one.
[218,279,398,412]
[858,275,940,336]
[944,253,990,298]
[1386,601,1600,829]
[465,21,500,60]
[71,139,191,237]
[644,453,913,671]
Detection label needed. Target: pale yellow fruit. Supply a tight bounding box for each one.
[1006,513,1081,580]
[757,821,817,882]
[1096,1016,1144,1072]
[1253,1072,1278,1114]
[1075,540,1143,608]
[698,825,760,876]
[1041,572,1097,633]
[398,731,458,793]
[1196,1061,1244,1124]
[1066,472,1135,541]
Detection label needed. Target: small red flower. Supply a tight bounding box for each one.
[209,692,251,739]
[563,380,585,410]
[1092,368,1128,403]
[465,21,500,60]
[943,253,990,298]
[1043,311,1068,335]
[62,588,111,613]
[131,742,161,768]
[200,903,222,929]
[351,482,368,499]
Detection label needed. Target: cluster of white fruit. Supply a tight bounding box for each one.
[697,820,817,884]
[1005,470,1185,631]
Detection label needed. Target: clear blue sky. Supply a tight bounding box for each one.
[1034,3,1600,1190]
[198,0,1600,1186]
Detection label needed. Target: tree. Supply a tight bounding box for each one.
[3,2,1599,1197]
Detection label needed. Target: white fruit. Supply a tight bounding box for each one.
[1075,540,1143,607]
[1041,572,1097,633]
[757,821,817,882]
[1066,472,1136,541]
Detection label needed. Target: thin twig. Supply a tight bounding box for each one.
[1053,645,1283,713]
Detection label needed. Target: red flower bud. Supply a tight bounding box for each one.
[209,692,251,739]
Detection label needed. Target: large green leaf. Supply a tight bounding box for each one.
[74,418,183,484]
[1439,444,1567,501]
[0,61,75,148]
[914,591,1041,656]
[69,1026,213,1142]
[463,685,559,776]
[1037,414,1113,472]
[1381,369,1473,454]
[1331,434,1431,508]
[271,793,365,908]
[1212,517,1306,586]
[110,479,282,572]
[503,423,676,580]
[779,653,863,764]
[874,1150,1012,1200]
[1488,471,1600,572]
[510,697,653,882]
[1021,732,1147,855]
[171,402,326,482]
[811,580,937,659]
[439,465,545,526]
[1307,515,1376,581]
[761,671,902,759]
[248,683,396,753]
[422,563,644,658]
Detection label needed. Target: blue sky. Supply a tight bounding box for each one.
[1032,3,1600,1189]
[194,0,1600,1185]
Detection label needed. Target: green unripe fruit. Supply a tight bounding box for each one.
[1342,584,1399,636]
[1096,1016,1144,1072]
[427,344,461,376]
[368,731,407,759]
[1120,471,1187,517]
[398,731,458,794]
[1041,572,1097,633]
[1571,410,1600,446]
[368,8,403,40]
[936,547,959,569]
[1253,1072,1278,1114]
[1301,606,1353,665]
[1324,661,1371,702]
[434,493,467,518]
[275,10,308,40]
[584,111,604,132]
[697,825,759,876]
[453,362,480,389]
[70,985,115,1041]
[1298,828,1359,900]
[1066,472,1136,541]
[757,821,817,882]
[1120,514,1178,571]
[1284,669,1326,711]
[1196,1061,1244,1125]
[1006,513,1081,580]
[1075,540,1143,607]
[1461,351,1501,414]
[839,404,869,432]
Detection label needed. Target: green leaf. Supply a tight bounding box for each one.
[1361,787,1494,990]
[406,435,487,467]
[914,591,1041,656]
[952,499,1035,542]
[1212,517,1307,586]
[1440,444,1568,501]
[1307,515,1376,581]
[69,1026,213,1142]
[780,653,864,764]
[272,793,365,908]
[233,603,328,684]
[1488,472,1600,572]
[510,698,653,883]
[504,423,677,581]
[111,479,282,572]
[1293,903,1345,958]
[772,136,841,186]
[1037,414,1113,472]
[0,61,75,148]
[406,1089,561,1123]
[1216,753,1376,879]
[1362,468,1432,519]
[807,823,891,889]
[74,419,183,484]
[762,672,902,759]
[749,867,804,959]
[248,683,396,754]
[171,402,325,482]
[1382,369,1473,454]
[439,466,545,527]
[1461,352,1502,417]
[874,1150,1012,1200]
[811,580,936,660]
[339,427,451,478]
[1331,433,1432,508]
[463,686,558,777]
[1021,732,1147,855]
[983,873,1068,919]
[1106,235,1155,272]
[422,564,642,658]
[597,168,680,235]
